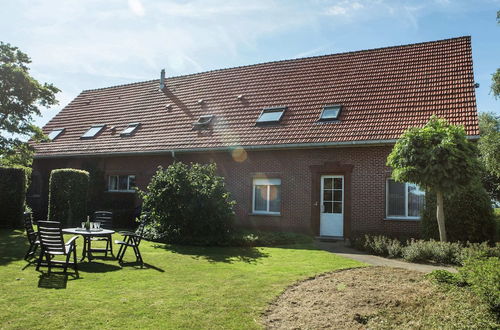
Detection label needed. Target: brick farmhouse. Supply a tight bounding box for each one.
[31,36,479,238]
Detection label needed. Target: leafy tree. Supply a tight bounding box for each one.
[387,116,480,242]
[492,11,500,98]
[0,42,59,166]
[478,112,500,200]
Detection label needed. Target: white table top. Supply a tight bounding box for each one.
[62,228,115,235]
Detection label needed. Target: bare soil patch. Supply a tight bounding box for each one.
[263,267,468,329]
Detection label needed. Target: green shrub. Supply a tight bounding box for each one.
[0,167,28,228]
[140,162,235,246]
[227,230,312,247]
[426,269,464,286]
[459,257,500,316]
[402,239,462,264]
[48,168,89,227]
[457,242,500,265]
[422,181,496,243]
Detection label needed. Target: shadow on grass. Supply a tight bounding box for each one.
[37,272,79,289]
[154,244,270,264]
[77,262,122,273]
[119,261,165,272]
[0,230,30,266]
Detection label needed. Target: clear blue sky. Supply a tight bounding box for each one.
[1,0,499,128]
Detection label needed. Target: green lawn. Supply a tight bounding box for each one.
[0,230,364,329]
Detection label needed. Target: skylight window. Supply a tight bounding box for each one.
[192,115,214,129]
[319,105,342,121]
[256,107,286,124]
[47,128,64,140]
[120,123,140,136]
[81,124,105,139]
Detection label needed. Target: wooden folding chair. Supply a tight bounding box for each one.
[115,222,145,264]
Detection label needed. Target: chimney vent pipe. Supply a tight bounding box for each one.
[159,69,166,90]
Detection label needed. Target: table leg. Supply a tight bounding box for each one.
[87,236,93,261]
[81,236,88,262]
[108,234,115,258]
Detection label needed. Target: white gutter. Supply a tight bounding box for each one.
[33,135,481,159]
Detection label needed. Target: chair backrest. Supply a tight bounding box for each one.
[37,221,65,254]
[24,212,37,243]
[134,221,146,245]
[94,211,113,229]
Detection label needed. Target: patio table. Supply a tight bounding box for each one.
[62,228,115,262]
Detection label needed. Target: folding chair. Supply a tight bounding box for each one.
[36,221,79,276]
[91,211,114,257]
[23,212,40,260]
[115,222,145,264]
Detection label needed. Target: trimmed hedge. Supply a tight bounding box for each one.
[48,168,89,227]
[0,167,28,228]
[422,181,496,242]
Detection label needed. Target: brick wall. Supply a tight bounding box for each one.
[31,145,421,237]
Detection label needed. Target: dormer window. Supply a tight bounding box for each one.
[319,105,342,121]
[256,107,286,124]
[192,115,214,129]
[120,123,140,136]
[47,128,64,140]
[81,124,105,139]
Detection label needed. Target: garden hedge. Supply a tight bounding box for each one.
[0,167,28,228]
[48,168,89,227]
[422,181,496,242]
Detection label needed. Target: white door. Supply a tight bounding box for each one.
[320,175,344,237]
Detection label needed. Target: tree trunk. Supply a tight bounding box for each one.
[436,190,447,242]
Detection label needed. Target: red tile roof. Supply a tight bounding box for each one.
[34,36,479,158]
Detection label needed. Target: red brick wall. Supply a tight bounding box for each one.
[31,146,421,237]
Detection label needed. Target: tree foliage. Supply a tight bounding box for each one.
[478,112,500,201]
[140,162,235,246]
[0,42,59,165]
[492,11,500,98]
[387,116,479,192]
[387,116,480,241]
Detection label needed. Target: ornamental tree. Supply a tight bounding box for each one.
[0,42,59,166]
[387,116,480,242]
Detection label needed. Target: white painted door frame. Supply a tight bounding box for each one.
[320,175,344,237]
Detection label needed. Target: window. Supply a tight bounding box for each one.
[386,179,425,219]
[192,115,214,129]
[256,107,286,124]
[319,105,341,121]
[81,124,105,138]
[121,123,140,136]
[252,178,281,214]
[48,128,64,140]
[108,175,136,192]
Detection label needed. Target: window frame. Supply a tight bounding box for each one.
[81,124,105,139]
[319,105,342,121]
[256,107,286,124]
[108,174,136,192]
[385,179,424,220]
[120,123,140,136]
[192,115,214,129]
[47,128,65,140]
[252,178,281,215]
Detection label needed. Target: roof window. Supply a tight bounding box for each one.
[120,123,140,136]
[47,128,64,140]
[319,105,342,121]
[192,115,214,129]
[81,124,105,139]
[256,107,286,124]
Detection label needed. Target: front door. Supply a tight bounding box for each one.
[320,175,344,237]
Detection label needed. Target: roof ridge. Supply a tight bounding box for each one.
[82,36,470,93]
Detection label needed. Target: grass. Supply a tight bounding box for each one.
[0,230,363,329]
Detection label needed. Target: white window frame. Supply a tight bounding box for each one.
[319,105,342,121]
[81,124,105,139]
[120,123,140,136]
[48,128,65,140]
[256,107,286,124]
[252,178,281,215]
[385,179,424,220]
[108,175,136,192]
